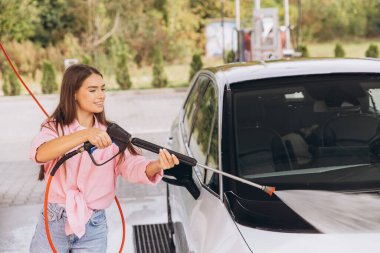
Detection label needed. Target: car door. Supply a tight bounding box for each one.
[169,73,251,253]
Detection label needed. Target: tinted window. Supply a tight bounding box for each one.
[189,83,219,193]
[183,76,209,141]
[232,75,380,191]
[204,119,219,193]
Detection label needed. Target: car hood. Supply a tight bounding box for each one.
[237,224,380,253]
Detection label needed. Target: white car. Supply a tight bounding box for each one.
[163,59,380,253]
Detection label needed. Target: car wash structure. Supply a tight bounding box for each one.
[235,0,299,61]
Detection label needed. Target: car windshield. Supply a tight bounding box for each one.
[227,74,380,232]
[232,74,380,191]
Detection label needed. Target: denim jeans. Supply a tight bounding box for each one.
[30,203,108,253]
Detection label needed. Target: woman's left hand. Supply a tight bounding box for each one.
[158,148,180,170]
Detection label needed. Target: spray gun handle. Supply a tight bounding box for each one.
[131,137,197,166]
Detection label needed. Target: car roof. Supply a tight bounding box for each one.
[203,58,380,88]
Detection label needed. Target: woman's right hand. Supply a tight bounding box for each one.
[86,128,112,149]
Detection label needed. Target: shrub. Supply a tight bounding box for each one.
[151,47,168,88]
[115,51,132,90]
[365,44,379,58]
[299,45,309,57]
[334,43,345,58]
[3,70,21,96]
[226,50,236,63]
[189,53,203,81]
[41,61,58,94]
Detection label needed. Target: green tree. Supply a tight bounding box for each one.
[154,0,169,25]
[32,0,86,46]
[152,47,168,88]
[334,43,345,58]
[364,1,380,37]
[365,44,379,58]
[116,51,132,90]
[41,61,58,94]
[0,0,39,41]
[299,0,379,41]
[189,0,227,54]
[3,70,21,96]
[189,53,203,81]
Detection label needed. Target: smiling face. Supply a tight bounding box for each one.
[75,73,106,115]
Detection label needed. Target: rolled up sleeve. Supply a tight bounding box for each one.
[29,122,58,165]
[117,150,163,185]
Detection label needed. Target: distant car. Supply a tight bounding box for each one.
[163,59,380,253]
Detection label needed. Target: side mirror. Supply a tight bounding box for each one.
[163,164,200,200]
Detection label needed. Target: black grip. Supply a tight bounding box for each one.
[131,137,197,166]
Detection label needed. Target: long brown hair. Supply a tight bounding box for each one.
[38,64,138,180]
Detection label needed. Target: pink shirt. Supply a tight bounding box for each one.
[29,118,163,238]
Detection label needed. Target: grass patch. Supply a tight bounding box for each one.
[306,39,380,58]
[106,57,224,90]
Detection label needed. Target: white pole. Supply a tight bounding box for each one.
[253,0,261,60]
[235,0,240,61]
[235,0,240,30]
[284,0,291,49]
[221,0,225,62]
[254,0,260,10]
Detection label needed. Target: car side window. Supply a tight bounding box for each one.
[204,119,219,193]
[189,82,219,194]
[183,76,209,142]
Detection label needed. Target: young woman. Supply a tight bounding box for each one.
[29,64,179,252]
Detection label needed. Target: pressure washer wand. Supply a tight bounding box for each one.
[131,138,276,196]
[79,123,274,196]
[196,163,276,196]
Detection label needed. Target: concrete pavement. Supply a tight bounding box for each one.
[0,88,187,252]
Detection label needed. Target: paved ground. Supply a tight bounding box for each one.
[0,88,187,252]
